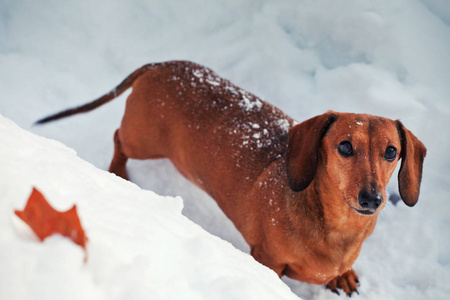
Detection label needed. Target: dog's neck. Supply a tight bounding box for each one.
[283,175,378,247]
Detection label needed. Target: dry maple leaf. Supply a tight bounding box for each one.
[15,187,88,250]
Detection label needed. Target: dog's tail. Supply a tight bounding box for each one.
[35,64,156,124]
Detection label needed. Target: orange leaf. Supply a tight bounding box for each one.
[15,187,87,250]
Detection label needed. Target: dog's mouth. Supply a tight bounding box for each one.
[352,208,376,216]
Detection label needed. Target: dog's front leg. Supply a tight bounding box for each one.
[250,244,286,277]
[325,268,360,296]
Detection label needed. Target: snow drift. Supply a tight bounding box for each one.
[0,115,299,300]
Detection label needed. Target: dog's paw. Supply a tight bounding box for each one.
[325,269,360,296]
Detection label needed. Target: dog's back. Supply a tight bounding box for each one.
[118,61,295,201]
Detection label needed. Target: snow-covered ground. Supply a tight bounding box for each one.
[0,115,299,300]
[1,0,450,299]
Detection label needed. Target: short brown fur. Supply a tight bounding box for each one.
[37,61,426,295]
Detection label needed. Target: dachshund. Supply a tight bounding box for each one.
[36,61,426,295]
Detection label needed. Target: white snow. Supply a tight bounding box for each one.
[277,119,292,134]
[239,94,263,111]
[1,0,450,299]
[0,115,297,300]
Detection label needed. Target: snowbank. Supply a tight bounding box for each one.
[0,115,298,300]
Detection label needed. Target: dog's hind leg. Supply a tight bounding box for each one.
[109,129,129,180]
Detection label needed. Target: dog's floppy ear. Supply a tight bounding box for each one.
[286,112,338,192]
[396,121,427,207]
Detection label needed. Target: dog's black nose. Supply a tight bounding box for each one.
[358,190,383,210]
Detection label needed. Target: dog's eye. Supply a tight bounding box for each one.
[338,141,353,157]
[384,146,397,161]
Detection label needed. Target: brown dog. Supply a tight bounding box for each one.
[37,61,426,295]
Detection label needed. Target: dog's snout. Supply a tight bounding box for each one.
[358,189,383,210]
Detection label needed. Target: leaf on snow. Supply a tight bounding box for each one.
[15,187,88,250]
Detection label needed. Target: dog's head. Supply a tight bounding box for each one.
[286,112,426,215]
